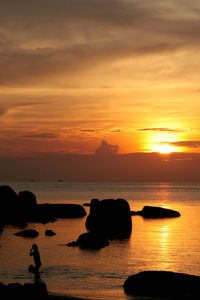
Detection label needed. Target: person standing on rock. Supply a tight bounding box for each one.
[30,243,41,272]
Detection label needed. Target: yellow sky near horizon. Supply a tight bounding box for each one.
[0,0,200,156]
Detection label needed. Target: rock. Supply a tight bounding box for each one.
[0,185,86,228]
[123,271,200,298]
[76,232,109,249]
[37,203,87,219]
[0,185,18,204]
[18,191,38,215]
[67,232,109,249]
[0,185,18,223]
[45,229,56,236]
[67,241,77,247]
[0,186,40,225]
[132,206,181,218]
[14,229,39,238]
[0,282,48,299]
[85,198,132,238]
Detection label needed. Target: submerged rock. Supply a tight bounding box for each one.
[85,198,132,238]
[67,232,109,250]
[45,229,56,236]
[76,232,109,249]
[14,229,39,238]
[132,206,181,218]
[123,271,200,298]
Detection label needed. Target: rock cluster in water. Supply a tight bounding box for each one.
[0,185,87,230]
[68,198,132,249]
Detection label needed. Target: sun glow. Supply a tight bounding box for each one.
[152,144,178,154]
[145,128,183,154]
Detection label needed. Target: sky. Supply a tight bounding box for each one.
[1,0,200,159]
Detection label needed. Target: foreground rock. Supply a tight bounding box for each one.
[123,271,200,298]
[85,198,132,238]
[67,232,109,250]
[0,281,48,300]
[132,206,181,218]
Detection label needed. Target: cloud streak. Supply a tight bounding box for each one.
[21,133,58,139]
[138,128,182,132]
[169,141,200,148]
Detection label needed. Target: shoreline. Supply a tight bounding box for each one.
[48,291,96,300]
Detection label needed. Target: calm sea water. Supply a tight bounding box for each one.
[1,181,200,300]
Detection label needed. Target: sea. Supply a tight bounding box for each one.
[0,181,200,300]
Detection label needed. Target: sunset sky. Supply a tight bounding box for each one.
[1,0,200,158]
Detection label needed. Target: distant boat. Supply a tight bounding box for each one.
[29,179,35,182]
[58,179,63,182]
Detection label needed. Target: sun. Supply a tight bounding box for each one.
[152,144,177,154]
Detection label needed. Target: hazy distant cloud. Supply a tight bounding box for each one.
[170,141,200,148]
[111,129,121,133]
[0,106,7,116]
[80,129,96,132]
[21,133,58,139]
[94,140,119,156]
[0,147,9,151]
[138,128,182,132]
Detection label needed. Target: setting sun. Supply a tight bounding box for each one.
[151,144,178,154]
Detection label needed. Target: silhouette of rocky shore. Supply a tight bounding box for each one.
[0,282,93,300]
[0,185,86,230]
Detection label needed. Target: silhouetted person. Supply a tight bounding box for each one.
[30,243,41,272]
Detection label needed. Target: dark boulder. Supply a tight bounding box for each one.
[0,282,48,300]
[37,203,86,219]
[0,186,39,225]
[67,232,109,250]
[18,191,37,215]
[45,229,56,236]
[132,206,181,218]
[14,229,39,238]
[0,185,18,205]
[123,271,200,298]
[85,198,132,238]
[0,185,18,223]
